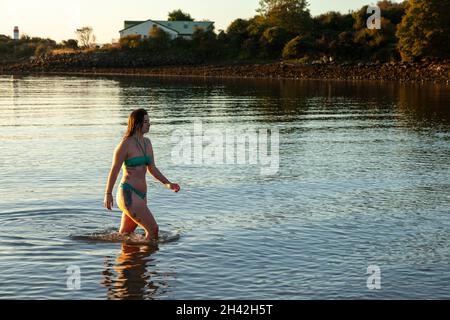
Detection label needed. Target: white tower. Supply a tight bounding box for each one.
[13,26,19,40]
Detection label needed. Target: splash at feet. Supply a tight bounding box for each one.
[71,229,180,245]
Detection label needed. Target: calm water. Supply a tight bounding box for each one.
[0,75,449,299]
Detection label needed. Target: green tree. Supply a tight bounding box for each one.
[260,26,290,57]
[168,9,194,21]
[247,15,271,39]
[225,18,250,56]
[257,0,312,35]
[312,11,355,59]
[226,19,250,38]
[282,35,313,59]
[330,31,355,58]
[349,2,404,61]
[377,0,407,25]
[192,28,218,58]
[396,0,450,60]
[240,38,260,59]
[313,11,354,36]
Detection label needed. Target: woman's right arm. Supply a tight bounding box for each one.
[104,140,127,210]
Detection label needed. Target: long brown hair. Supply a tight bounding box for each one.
[124,108,148,139]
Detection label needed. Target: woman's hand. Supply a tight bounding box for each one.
[104,193,114,210]
[166,183,181,193]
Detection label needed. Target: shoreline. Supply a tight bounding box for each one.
[1,61,450,84]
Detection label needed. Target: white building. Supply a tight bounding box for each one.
[119,20,214,40]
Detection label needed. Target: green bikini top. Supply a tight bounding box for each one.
[123,137,152,168]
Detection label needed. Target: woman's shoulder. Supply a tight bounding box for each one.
[117,137,133,149]
[144,137,153,148]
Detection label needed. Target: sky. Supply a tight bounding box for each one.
[0,0,401,43]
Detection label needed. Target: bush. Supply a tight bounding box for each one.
[62,39,78,49]
[149,27,171,49]
[0,41,12,55]
[119,35,142,50]
[15,43,36,57]
[35,44,49,57]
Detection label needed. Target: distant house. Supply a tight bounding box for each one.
[119,20,214,40]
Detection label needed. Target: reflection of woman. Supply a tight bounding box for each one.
[104,109,180,243]
[102,244,162,300]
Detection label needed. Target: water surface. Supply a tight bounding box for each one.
[0,75,449,299]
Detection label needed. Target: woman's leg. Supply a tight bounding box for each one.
[133,205,159,242]
[119,212,138,234]
[117,189,159,242]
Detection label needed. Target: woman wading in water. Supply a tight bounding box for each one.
[104,109,180,243]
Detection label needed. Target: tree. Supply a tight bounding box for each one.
[226,18,251,56]
[396,0,450,61]
[192,28,218,58]
[353,18,396,58]
[349,2,404,61]
[75,26,96,48]
[330,31,355,58]
[377,0,406,25]
[282,35,313,59]
[257,0,312,35]
[226,19,250,37]
[168,9,194,21]
[312,11,355,58]
[62,39,78,49]
[313,11,354,36]
[148,27,171,50]
[260,26,290,57]
[247,15,271,39]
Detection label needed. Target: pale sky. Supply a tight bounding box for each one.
[0,1,400,43]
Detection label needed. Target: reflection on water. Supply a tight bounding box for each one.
[102,244,170,300]
[0,75,449,299]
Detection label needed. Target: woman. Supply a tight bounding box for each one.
[104,109,180,243]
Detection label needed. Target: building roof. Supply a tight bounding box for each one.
[120,20,214,35]
[154,21,214,35]
[123,21,145,30]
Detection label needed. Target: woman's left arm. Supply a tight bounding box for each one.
[146,138,180,192]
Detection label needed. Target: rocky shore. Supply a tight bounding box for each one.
[1,51,449,84]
